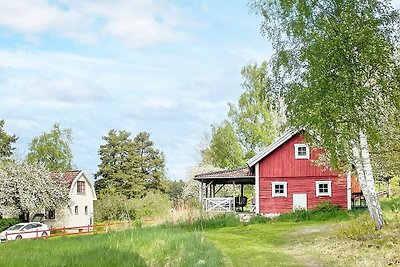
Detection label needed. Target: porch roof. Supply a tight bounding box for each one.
[194,167,255,185]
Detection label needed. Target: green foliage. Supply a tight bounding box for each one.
[0,119,18,159]
[251,0,400,169]
[207,121,245,168]
[228,61,277,158]
[27,123,73,172]
[203,61,278,167]
[167,179,186,206]
[95,130,167,199]
[275,201,359,222]
[94,192,171,222]
[0,218,22,232]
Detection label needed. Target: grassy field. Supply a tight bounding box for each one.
[0,227,224,267]
[0,197,398,267]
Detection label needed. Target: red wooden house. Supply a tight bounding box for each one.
[247,129,351,215]
[195,129,356,214]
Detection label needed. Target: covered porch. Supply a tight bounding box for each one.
[194,167,255,213]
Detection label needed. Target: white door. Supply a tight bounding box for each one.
[292,193,307,210]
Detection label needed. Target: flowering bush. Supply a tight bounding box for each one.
[0,158,69,217]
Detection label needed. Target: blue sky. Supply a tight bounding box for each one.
[0,0,273,180]
[2,1,397,181]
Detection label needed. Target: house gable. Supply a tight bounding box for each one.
[248,130,348,214]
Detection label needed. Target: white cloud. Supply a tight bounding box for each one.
[0,0,191,48]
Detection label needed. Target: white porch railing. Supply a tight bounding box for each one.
[204,197,234,212]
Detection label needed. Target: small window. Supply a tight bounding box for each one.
[294,144,310,159]
[85,206,88,215]
[272,182,287,197]
[77,181,85,194]
[316,181,332,197]
[45,209,56,220]
[74,206,79,215]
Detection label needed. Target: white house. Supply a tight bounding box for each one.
[44,170,97,229]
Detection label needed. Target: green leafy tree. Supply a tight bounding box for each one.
[27,123,73,172]
[167,179,186,206]
[95,130,167,199]
[251,0,400,229]
[0,119,18,158]
[207,121,245,168]
[228,61,278,158]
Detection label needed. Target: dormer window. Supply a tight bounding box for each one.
[77,181,85,194]
[294,144,310,159]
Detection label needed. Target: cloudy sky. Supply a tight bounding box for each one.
[0,0,273,180]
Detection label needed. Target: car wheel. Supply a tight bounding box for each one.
[41,232,48,238]
[15,235,22,240]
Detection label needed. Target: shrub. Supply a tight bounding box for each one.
[94,192,172,222]
[275,201,354,222]
[0,218,22,232]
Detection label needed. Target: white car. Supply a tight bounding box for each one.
[0,222,50,242]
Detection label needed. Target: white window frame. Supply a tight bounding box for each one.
[272,182,288,197]
[315,181,332,197]
[294,144,310,159]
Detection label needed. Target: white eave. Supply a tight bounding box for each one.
[246,129,302,167]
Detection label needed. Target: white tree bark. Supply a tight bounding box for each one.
[352,132,385,230]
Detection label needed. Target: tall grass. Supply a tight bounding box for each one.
[0,227,224,267]
[163,212,241,231]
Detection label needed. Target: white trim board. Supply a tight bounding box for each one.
[247,129,302,167]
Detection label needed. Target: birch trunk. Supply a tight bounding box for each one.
[352,132,385,230]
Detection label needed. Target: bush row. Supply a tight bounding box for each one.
[0,218,22,232]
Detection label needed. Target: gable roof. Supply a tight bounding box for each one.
[194,167,255,185]
[246,129,302,167]
[51,170,82,188]
[63,170,82,188]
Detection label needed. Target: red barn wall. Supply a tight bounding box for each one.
[258,133,348,214]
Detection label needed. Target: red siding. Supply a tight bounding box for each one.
[258,133,348,214]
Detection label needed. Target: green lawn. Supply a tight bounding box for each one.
[1,197,398,267]
[206,223,305,267]
[0,227,224,267]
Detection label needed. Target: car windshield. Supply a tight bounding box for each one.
[7,224,24,231]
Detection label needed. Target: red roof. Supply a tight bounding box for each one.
[51,170,81,188]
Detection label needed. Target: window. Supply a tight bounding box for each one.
[74,206,79,215]
[85,206,88,215]
[294,144,310,159]
[45,209,56,220]
[272,182,287,197]
[315,181,332,197]
[77,181,85,194]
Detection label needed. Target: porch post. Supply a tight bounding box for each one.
[200,179,204,204]
[346,171,352,210]
[255,163,260,214]
[233,181,236,212]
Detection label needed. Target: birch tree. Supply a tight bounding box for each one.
[251,0,400,229]
[27,123,73,172]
